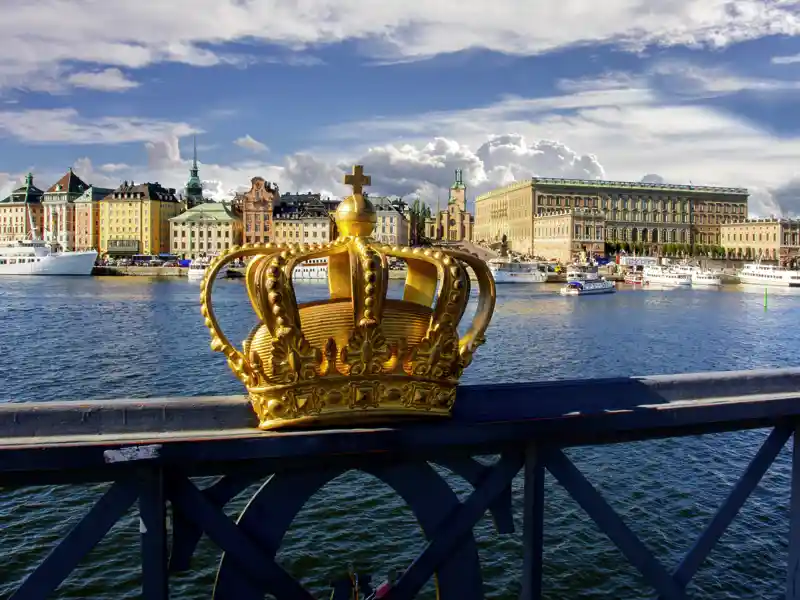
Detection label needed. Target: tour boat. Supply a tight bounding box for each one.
[488,258,547,284]
[0,240,96,276]
[671,265,722,287]
[292,258,328,281]
[566,266,600,281]
[642,265,691,287]
[560,278,616,296]
[738,262,800,287]
[187,256,228,281]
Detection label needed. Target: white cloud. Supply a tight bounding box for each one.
[0,0,795,92]
[66,68,138,91]
[234,135,268,153]
[771,53,800,65]
[0,108,197,145]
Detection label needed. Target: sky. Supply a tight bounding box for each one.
[2,1,800,216]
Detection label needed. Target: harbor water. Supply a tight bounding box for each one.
[0,277,798,599]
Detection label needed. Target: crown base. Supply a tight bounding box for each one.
[248,377,457,430]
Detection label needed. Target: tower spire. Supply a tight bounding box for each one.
[193,135,198,169]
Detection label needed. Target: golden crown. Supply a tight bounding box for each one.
[200,166,496,430]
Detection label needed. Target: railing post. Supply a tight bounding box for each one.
[520,445,545,600]
[139,467,169,599]
[788,426,800,600]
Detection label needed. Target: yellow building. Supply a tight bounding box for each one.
[720,218,800,263]
[169,201,242,259]
[533,208,605,263]
[475,177,748,255]
[99,181,182,257]
[272,196,335,245]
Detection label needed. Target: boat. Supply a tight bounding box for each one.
[488,258,547,284]
[642,265,691,287]
[560,278,616,296]
[671,264,722,286]
[292,258,328,281]
[624,272,644,285]
[738,262,800,287]
[187,256,228,281]
[0,240,97,276]
[566,265,600,281]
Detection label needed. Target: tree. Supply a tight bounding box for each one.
[408,198,432,245]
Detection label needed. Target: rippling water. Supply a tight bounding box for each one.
[0,277,798,599]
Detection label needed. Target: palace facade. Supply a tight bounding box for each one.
[169,202,242,259]
[720,218,800,263]
[533,208,605,264]
[475,177,748,259]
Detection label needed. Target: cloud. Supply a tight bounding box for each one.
[0,108,197,145]
[0,0,796,92]
[234,135,268,153]
[771,53,800,65]
[66,68,139,91]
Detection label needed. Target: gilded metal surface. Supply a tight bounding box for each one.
[200,165,497,429]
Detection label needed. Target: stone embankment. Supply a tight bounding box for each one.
[93,266,187,277]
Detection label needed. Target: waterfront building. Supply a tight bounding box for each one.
[720,218,800,263]
[0,173,45,242]
[237,177,278,244]
[533,208,605,263]
[184,136,205,209]
[424,169,474,242]
[169,202,242,259]
[272,193,335,244]
[74,186,114,252]
[369,196,410,246]
[474,178,749,255]
[99,181,181,257]
[42,168,90,251]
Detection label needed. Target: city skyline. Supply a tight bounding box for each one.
[1,1,800,216]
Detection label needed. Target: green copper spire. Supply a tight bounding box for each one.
[185,135,203,207]
[452,168,465,190]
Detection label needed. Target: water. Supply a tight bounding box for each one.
[0,277,797,599]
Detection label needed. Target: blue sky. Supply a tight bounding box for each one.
[2,0,800,215]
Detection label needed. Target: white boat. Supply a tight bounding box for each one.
[566,265,600,281]
[643,265,691,287]
[560,278,616,296]
[0,240,96,276]
[292,258,328,281]
[488,258,547,284]
[188,256,228,281]
[738,262,800,287]
[624,272,644,285]
[671,264,722,286]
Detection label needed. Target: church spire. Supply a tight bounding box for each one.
[185,135,203,208]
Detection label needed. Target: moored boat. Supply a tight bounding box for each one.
[0,240,96,276]
[624,272,644,285]
[292,257,328,281]
[671,264,722,286]
[738,262,800,287]
[643,265,691,287]
[188,256,228,281]
[488,258,547,284]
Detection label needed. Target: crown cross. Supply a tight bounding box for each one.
[344,165,371,196]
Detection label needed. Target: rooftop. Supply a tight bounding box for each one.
[530,177,749,195]
[45,168,89,196]
[169,201,240,223]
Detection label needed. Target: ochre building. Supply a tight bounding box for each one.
[0,173,45,242]
[474,178,749,256]
[99,181,181,257]
[74,186,114,252]
[533,208,605,263]
[720,218,800,263]
[425,169,474,242]
[237,177,278,245]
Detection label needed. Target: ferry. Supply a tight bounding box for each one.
[187,256,228,281]
[488,258,547,284]
[738,262,800,287]
[0,240,96,276]
[671,264,722,287]
[642,265,691,287]
[292,258,328,281]
[560,278,616,296]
